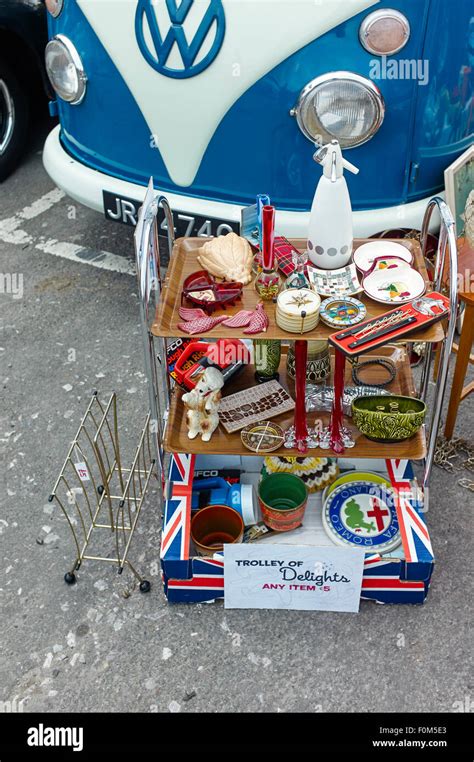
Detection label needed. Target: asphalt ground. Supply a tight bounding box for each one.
[0,113,472,714]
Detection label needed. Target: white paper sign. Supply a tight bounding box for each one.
[224,544,365,612]
[74,462,90,482]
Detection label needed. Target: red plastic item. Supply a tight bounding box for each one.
[173,341,210,389]
[328,292,450,357]
[182,270,243,314]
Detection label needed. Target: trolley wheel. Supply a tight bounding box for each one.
[64,572,76,585]
[139,580,151,593]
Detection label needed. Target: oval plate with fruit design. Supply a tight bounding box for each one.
[353,241,413,273]
[362,267,425,305]
[322,481,401,553]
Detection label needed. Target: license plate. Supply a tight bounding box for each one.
[103,190,239,237]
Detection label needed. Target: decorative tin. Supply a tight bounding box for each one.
[258,472,308,532]
[275,288,320,333]
[322,481,401,553]
[286,340,330,383]
[319,296,366,328]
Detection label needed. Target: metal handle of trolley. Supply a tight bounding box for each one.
[419,196,458,490]
[134,184,176,482]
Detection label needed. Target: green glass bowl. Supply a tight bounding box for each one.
[352,395,426,443]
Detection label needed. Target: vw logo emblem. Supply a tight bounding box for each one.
[135,0,226,79]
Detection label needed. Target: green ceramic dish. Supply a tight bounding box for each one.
[352,395,426,443]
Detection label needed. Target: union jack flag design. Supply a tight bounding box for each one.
[385,458,434,568]
[161,456,434,605]
[160,453,195,579]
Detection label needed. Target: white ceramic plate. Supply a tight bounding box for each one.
[363,267,425,305]
[353,241,414,273]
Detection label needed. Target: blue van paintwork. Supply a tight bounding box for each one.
[48,0,473,212]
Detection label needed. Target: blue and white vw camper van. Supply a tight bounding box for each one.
[43,0,473,237]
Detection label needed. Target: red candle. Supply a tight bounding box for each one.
[294,339,308,453]
[261,205,276,271]
[329,347,346,454]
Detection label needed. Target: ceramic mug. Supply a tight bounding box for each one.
[258,473,308,532]
[191,504,244,556]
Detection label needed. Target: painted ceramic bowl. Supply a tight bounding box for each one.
[258,473,308,532]
[191,504,244,555]
[352,395,426,443]
[353,241,414,273]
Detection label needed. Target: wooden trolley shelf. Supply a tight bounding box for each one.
[152,237,444,344]
[163,345,427,460]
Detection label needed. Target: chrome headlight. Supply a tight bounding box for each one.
[45,35,87,105]
[45,0,64,18]
[291,72,385,148]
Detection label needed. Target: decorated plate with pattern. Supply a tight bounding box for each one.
[241,421,285,453]
[319,296,367,328]
[353,241,413,274]
[362,267,425,305]
[322,481,401,553]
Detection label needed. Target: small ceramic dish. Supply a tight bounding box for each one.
[182,270,243,314]
[351,395,426,443]
[240,421,285,453]
[319,296,367,328]
[362,267,425,305]
[353,241,413,273]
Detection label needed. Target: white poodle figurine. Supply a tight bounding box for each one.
[182,366,225,442]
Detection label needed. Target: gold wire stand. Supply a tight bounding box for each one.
[49,391,156,592]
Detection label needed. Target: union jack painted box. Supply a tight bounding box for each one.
[160,455,434,606]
